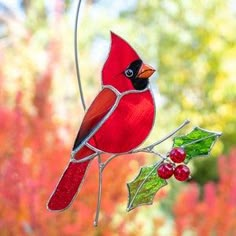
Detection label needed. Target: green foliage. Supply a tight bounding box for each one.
[116,0,235,183]
[191,157,219,185]
[77,1,235,182]
[118,0,235,149]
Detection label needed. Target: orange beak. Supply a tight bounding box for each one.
[137,63,155,79]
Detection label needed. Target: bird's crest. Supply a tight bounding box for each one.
[102,32,140,91]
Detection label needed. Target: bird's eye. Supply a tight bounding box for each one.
[125,69,134,78]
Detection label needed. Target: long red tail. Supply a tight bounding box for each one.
[47,147,94,211]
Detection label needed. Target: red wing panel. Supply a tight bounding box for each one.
[89,90,155,153]
[73,87,117,151]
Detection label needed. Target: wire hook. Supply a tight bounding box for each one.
[74,0,86,111]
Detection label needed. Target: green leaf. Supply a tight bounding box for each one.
[126,162,167,211]
[173,127,222,163]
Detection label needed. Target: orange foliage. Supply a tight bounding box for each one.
[173,149,236,236]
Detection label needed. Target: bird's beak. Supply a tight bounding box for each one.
[137,63,155,79]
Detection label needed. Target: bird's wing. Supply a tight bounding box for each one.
[73,87,118,152]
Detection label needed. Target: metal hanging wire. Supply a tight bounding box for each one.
[74,2,102,225]
[74,0,86,111]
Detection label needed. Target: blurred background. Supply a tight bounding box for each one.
[0,0,236,235]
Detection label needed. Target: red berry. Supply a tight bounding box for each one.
[174,164,190,181]
[157,163,174,179]
[169,147,186,163]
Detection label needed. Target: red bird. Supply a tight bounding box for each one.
[47,32,156,211]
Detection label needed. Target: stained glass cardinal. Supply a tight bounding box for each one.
[47,32,156,211]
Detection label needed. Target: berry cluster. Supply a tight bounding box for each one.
[157,147,190,181]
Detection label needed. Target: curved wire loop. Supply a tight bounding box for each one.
[74,0,86,111]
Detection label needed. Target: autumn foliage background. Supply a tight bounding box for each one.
[0,1,236,235]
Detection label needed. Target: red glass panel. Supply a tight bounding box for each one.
[47,160,90,211]
[89,90,155,153]
[73,87,117,150]
[102,32,140,92]
[48,32,156,211]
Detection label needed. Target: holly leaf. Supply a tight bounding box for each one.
[126,162,167,211]
[173,127,222,163]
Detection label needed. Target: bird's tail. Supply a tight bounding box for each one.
[47,146,95,211]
